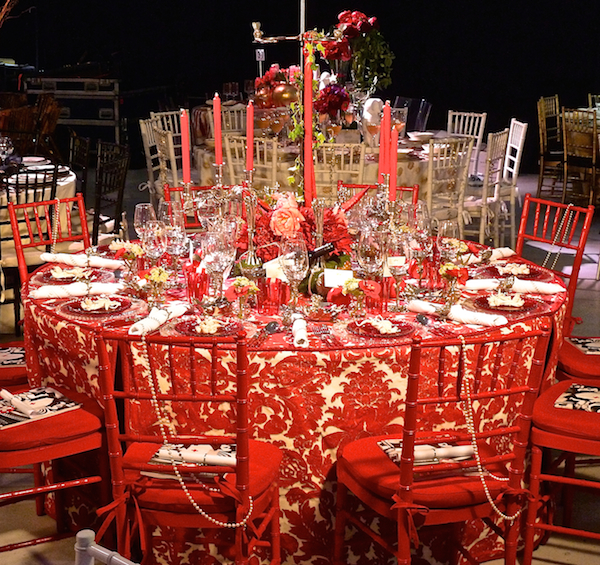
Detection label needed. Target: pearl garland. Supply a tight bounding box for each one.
[542,203,574,272]
[51,198,60,254]
[458,335,522,523]
[140,335,254,529]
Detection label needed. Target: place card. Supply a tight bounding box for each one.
[323,268,354,288]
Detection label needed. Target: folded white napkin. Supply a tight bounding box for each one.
[40,252,124,270]
[29,281,124,299]
[128,302,189,335]
[406,300,438,315]
[466,247,516,265]
[292,316,308,348]
[464,278,565,294]
[448,304,508,327]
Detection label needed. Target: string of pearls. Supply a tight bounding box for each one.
[141,335,253,529]
[542,203,573,271]
[51,198,60,254]
[458,335,522,523]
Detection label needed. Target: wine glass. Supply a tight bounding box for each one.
[387,232,409,312]
[326,115,343,141]
[202,231,236,298]
[134,203,157,240]
[391,108,408,139]
[436,219,460,264]
[142,220,167,267]
[357,230,387,280]
[365,121,381,147]
[158,200,188,285]
[278,236,309,311]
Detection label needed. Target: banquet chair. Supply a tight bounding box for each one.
[536,95,563,200]
[0,322,108,554]
[394,97,433,132]
[313,142,365,203]
[68,128,91,200]
[463,128,509,245]
[0,341,27,386]
[588,93,600,108]
[138,116,165,209]
[95,328,282,564]
[446,110,487,177]
[561,107,599,205]
[494,118,528,249]
[521,378,600,564]
[515,193,594,336]
[153,127,180,189]
[8,193,91,285]
[424,136,474,238]
[149,110,183,163]
[205,104,247,139]
[334,326,551,565]
[92,140,130,245]
[0,165,59,334]
[225,134,279,190]
[336,181,419,206]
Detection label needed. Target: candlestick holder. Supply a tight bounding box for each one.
[213,162,224,194]
[181,182,194,214]
[239,192,263,279]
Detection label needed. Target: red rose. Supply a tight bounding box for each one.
[368,16,379,29]
[357,19,373,33]
[338,10,353,23]
[351,11,367,24]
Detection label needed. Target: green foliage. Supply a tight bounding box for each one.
[350,30,395,92]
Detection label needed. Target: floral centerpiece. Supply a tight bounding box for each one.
[314,84,350,117]
[342,277,381,318]
[254,64,302,109]
[324,10,395,92]
[110,240,144,282]
[145,266,169,308]
[236,192,352,264]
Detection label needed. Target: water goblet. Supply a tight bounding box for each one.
[278,236,309,311]
[436,219,460,264]
[387,232,409,312]
[158,200,188,285]
[142,220,167,267]
[357,229,387,280]
[202,231,236,298]
[134,203,157,240]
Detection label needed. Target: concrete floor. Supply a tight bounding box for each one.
[2,172,600,564]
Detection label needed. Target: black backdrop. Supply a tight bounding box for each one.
[1,0,599,171]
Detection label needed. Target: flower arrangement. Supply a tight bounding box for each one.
[314,84,350,117]
[254,64,302,109]
[112,241,144,262]
[328,10,395,92]
[439,263,469,285]
[225,276,260,318]
[241,192,352,263]
[145,265,170,307]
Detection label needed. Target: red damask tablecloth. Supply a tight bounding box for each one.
[23,262,567,565]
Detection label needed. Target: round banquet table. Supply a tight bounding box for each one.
[22,255,568,565]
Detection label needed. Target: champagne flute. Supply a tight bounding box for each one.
[134,203,157,240]
[158,200,187,285]
[202,231,236,298]
[278,236,309,311]
[142,220,167,267]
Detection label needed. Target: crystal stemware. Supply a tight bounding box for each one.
[142,220,167,267]
[158,200,188,286]
[278,236,309,311]
[134,203,157,240]
[202,231,236,298]
[436,219,460,264]
[387,232,409,312]
[357,229,387,280]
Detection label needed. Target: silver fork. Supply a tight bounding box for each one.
[312,324,342,347]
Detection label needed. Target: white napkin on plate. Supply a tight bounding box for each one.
[406,300,438,315]
[128,302,189,335]
[29,281,124,299]
[40,252,124,270]
[292,316,308,348]
[464,278,565,294]
[448,304,508,326]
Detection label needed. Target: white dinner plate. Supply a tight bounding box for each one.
[21,156,50,165]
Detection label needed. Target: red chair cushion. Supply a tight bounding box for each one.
[338,435,508,509]
[123,440,282,513]
[0,386,102,451]
[557,338,600,381]
[533,379,600,441]
[0,342,27,386]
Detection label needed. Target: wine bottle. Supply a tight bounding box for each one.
[308,242,334,266]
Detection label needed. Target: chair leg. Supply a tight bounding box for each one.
[522,444,543,565]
